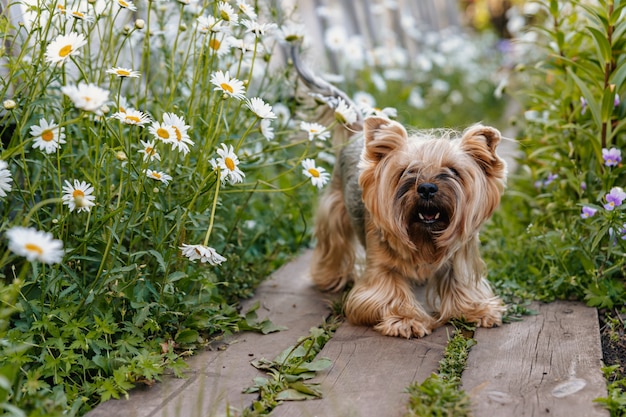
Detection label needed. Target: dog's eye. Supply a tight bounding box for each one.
[448,167,460,177]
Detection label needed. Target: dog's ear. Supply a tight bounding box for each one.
[460,125,506,177]
[363,116,407,162]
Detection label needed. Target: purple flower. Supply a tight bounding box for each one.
[581,182,587,191]
[604,187,626,210]
[620,224,626,240]
[602,147,622,167]
[581,206,598,219]
[581,97,587,115]
[615,94,621,107]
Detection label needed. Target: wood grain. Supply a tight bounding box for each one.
[271,323,450,417]
[462,301,609,417]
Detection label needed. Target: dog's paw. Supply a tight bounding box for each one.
[374,315,435,339]
[470,305,504,328]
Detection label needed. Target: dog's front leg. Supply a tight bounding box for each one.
[344,261,436,338]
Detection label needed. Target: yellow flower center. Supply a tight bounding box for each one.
[25,243,43,255]
[73,189,85,199]
[146,146,154,155]
[116,69,131,76]
[125,115,141,123]
[157,128,170,139]
[72,11,84,18]
[308,168,320,178]
[152,172,162,179]
[209,38,221,51]
[220,83,234,94]
[118,0,129,7]
[310,128,318,134]
[41,129,54,142]
[225,157,236,171]
[173,126,182,141]
[59,44,72,58]
[220,10,230,21]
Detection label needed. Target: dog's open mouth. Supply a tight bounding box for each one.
[412,205,449,228]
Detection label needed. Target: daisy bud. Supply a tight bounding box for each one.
[123,24,132,33]
[116,151,127,161]
[3,99,16,110]
[153,187,159,193]
[135,19,145,29]
[99,104,110,114]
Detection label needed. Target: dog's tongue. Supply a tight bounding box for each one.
[423,213,436,221]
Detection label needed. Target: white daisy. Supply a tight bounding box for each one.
[197,15,223,33]
[324,26,348,52]
[149,121,177,143]
[62,179,96,213]
[0,160,13,197]
[236,0,257,20]
[30,119,66,154]
[246,97,276,119]
[333,98,358,125]
[260,119,274,141]
[276,22,305,44]
[6,227,64,264]
[111,109,151,126]
[45,32,87,64]
[61,82,109,114]
[66,9,94,22]
[115,0,137,11]
[210,70,246,100]
[106,67,141,78]
[138,139,161,161]
[162,113,194,155]
[241,19,276,37]
[301,158,330,189]
[207,34,233,58]
[218,1,238,24]
[146,169,172,185]
[179,243,226,265]
[210,143,245,185]
[300,121,330,141]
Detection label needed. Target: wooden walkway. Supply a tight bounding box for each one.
[86,251,609,417]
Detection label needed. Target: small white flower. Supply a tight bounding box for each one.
[115,0,137,11]
[260,119,274,141]
[138,140,161,161]
[111,109,151,126]
[6,227,64,264]
[61,82,109,114]
[45,32,87,64]
[197,15,224,34]
[211,143,245,184]
[30,119,66,154]
[246,97,276,119]
[207,34,233,58]
[276,22,305,44]
[210,70,246,100]
[62,179,96,213]
[333,98,358,125]
[324,26,348,52]
[179,243,226,265]
[0,160,13,197]
[66,9,94,22]
[300,121,330,141]
[241,19,276,37]
[163,112,194,155]
[106,67,141,78]
[146,169,172,185]
[236,0,257,20]
[149,122,177,143]
[218,1,238,24]
[301,158,330,189]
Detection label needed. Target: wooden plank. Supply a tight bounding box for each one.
[462,301,609,417]
[271,322,450,417]
[86,250,337,417]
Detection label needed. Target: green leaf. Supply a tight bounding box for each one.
[567,67,602,129]
[587,27,612,64]
[299,358,332,372]
[175,329,199,344]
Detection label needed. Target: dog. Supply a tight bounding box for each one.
[291,46,508,338]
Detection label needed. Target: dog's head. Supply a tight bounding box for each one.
[358,116,507,263]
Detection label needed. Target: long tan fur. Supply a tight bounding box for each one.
[293,46,507,338]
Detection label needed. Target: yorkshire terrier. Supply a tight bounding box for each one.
[292,46,507,338]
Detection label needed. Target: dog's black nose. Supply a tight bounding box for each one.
[417,182,438,200]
